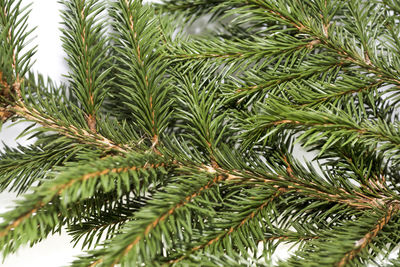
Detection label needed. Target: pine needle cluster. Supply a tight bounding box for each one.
[1,0,400,266]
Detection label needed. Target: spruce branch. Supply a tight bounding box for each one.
[2,0,400,265]
[0,152,169,256]
[61,0,112,133]
[71,171,224,266]
[336,204,399,267]
[167,187,287,265]
[110,0,173,151]
[0,0,35,122]
[242,103,400,160]
[12,102,130,153]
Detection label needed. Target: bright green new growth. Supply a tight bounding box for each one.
[1,0,400,266]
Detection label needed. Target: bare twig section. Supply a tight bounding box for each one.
[307,39,321,50]
[12,76,22,100]
[0,107,13,121]
[87,114,97,133]
[0,72,23,121]
[12,103,129,153]
[0,71,10,99]
[336,204,400,267]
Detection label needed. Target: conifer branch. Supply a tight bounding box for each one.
[247,0,400,86]
[110,0,172,151]
[230,64,340,102]
[0,153,169,255]
[0,0,34,121]
[167,187,287,265]
[298,79,385,108]
[265,233,319,242]
[2,0,400,265]
[84,173,225,267]
[222,162,395,211]
[12,102,129,153]
[61,0,111,133]
[336,204,400,267]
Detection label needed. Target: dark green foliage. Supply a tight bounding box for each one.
[60,0,111,128]
[1,0,400,266]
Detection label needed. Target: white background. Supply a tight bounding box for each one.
[0,1,293,266]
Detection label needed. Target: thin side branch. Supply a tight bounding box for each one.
[336,204,400,267]
[167,187,287,265]
[12,103,129,153]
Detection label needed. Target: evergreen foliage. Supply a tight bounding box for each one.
[1,0,400,266]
